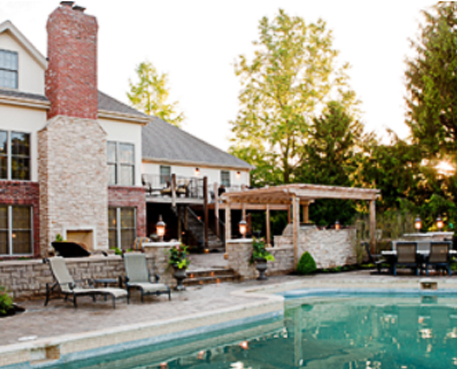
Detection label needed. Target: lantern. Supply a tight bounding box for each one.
[335,220,340,230]
[239,219,247,238]
[414,216,422,232]
[195,167,200,176]
[436,215,444,231]
[156,215,166,241]
[236,171,241,179]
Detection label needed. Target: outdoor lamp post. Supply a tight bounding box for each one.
[414,216,422,232]
[239,219,247,238]
[335,220,340,230]
[156,215,166,242]
[436,215,444,232]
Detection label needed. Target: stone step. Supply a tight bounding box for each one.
[184,274,240,286]
[186,269,234,278]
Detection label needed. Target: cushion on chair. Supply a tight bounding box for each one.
[128,282,169,293]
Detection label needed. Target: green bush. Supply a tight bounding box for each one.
[297,252,317,275]
[0,286,13,315]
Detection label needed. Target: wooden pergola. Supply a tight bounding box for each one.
[221,184,380,264]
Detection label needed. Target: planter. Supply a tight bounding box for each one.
[172,266,187,291]
[255,257,268,281]
[0,304,25,318]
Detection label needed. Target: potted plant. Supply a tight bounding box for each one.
[0,286,24,318]
[168,244,191,291]
[250,238,275,280]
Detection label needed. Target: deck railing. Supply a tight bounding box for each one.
[142,174,205,200]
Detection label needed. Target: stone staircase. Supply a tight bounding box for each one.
[184,268,239,286]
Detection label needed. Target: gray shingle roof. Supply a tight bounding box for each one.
[98,91,148,118]
[142,117,253,169]
[0,88,48,102]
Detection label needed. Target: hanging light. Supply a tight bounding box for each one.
[156,215,166,241]
[414,216,422,232]
[335,220,340,230]
[195,167,200,176]
[236,171,241,179]
[239,219,247,238]
[436,215,444,231]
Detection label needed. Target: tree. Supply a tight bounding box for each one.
[229,9,358,185]
[405,2,457,158]
[298,101,365,224]
[128,61,185,127]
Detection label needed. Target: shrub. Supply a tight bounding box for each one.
[250,237,275,264]
[0,286,13,315]
[297,252,317,275]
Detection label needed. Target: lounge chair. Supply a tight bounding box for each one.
[392,242,419,276]
[44,257,128,308]
[424,241,452,276]
[123,253,171,302]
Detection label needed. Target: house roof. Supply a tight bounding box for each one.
[98,91,148,119]
[0,88,49,102]
[142,117,253,170]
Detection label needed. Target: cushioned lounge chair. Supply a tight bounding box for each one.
[44,257,128,308]
[424,241,452,276]
[123,253,171,302]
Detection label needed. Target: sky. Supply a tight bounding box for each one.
[0,0,436,150]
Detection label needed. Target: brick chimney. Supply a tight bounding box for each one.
[45,2,98,120]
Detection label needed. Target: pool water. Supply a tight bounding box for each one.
[44,294,457,369]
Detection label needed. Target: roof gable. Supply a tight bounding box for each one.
[0,20,47,70]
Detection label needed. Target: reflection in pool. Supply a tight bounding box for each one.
[43,295,457,369]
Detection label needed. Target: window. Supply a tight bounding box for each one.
[160,165,171,185]
[0,50,18,89]
[0,131,30,180]
[108,207,136,249]
[0,205,33,256]
[221,171,231,187]
[107,141,134,186]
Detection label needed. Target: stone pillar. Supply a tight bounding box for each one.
[143,241,180,287]
[226,239,257,280]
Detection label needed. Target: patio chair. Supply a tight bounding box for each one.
[424,241,452,276]
[363,241,389,274]
[123,253,171,302]
[44,257,128,308]
[392,242,419,276]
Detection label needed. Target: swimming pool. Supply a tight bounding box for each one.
[32,289,457,369]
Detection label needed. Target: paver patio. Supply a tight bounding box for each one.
[3,270,457,347]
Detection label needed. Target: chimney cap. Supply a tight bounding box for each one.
[60,1,75,7]
[72,5,86,12]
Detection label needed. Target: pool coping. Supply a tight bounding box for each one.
[3,276,457,368]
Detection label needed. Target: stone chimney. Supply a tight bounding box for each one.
[45,2,98,120]
[39,3,108,256]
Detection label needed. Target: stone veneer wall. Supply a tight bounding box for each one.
[227,239,294,280]
[108,186,147,238]
[0,181,40,258]
[38,116,108,255]
[0,251,175,299]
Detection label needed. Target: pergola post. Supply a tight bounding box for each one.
[177,205,182,242]
[288,206,291,224]
[303,203,309,223]
[266,204,271,246]
[225,200,231,241]
[214,182,219,237]
[369,200,376,253]
[292,196,300,265]
[242,203,246,220]
[203,176,209,248]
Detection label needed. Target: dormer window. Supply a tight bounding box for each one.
[0,49,18,89]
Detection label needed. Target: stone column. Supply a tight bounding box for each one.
[143,241,180,287]
[226,238,257,280]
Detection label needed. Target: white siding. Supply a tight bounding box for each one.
[142,162,250,189]
[0,31,45,95]
[98,117,143,187]
[0,104,47,182]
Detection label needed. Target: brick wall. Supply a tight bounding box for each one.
[108,186,146,237]
[45,3,98,120]
[0,255,171,299]
[0,181,40,258]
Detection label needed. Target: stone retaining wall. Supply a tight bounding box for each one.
[227,239,294,280]
[0,250,175,299]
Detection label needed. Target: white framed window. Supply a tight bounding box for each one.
[0,49,18,89]
[0,130,30,181]
[0,205,33,256]
[107,141,135,186]
[108,207,136,249]
[159,165,171,185]
[221,170,231,187]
